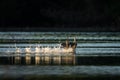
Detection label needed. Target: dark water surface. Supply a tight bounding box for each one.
[0,32,120,80]
[0,55,120,65]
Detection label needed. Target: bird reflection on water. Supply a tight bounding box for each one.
[7,53,76,65]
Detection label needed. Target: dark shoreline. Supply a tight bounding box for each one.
[1,75,120,80]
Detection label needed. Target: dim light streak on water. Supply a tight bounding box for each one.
[0,66,120,76]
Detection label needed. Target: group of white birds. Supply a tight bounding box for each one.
[15,45,74,54]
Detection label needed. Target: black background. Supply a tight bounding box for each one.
[1,0,120,31]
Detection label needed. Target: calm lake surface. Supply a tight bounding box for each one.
[0,32,120,80]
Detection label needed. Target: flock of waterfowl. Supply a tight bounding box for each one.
[14,37,77,54]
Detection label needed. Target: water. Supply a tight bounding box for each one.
[0,32,120,80]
